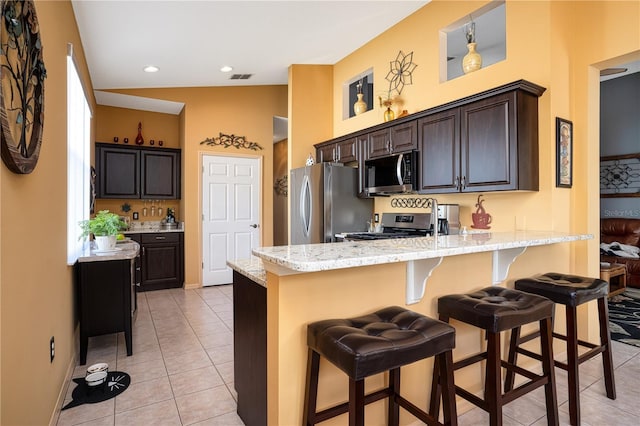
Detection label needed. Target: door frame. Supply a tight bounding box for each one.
[198,151,263,287]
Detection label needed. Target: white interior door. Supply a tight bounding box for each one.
[202,155,261,286]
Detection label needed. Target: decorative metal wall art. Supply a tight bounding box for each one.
[390,198,431,209]
[200,132,263,151]
[274,175,288,197]
[600,153,640,197]
[0,0,47,174]
[385,50,417,97]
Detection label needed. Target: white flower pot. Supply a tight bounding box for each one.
[94,235,116,251]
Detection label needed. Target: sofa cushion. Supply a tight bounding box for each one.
[601,218,640,247]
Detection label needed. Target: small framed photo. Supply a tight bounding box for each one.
[556,117,573,188]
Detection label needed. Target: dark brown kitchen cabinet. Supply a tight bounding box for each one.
[141,150,181,199]
[96,145,140,198]
[128,232,184,291]
[75,258,135,365]
[365,121,417,159]
[419,89,541,193]
[316,137,358,164]
[96,143,181,199]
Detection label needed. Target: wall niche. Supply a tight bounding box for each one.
[440,1,506,82]
[343,68,374,119]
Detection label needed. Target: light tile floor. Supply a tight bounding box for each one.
[56,285,640,425]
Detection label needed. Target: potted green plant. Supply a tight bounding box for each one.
[79,210,126,251]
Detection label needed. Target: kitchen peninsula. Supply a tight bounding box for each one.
[229,230,592,425]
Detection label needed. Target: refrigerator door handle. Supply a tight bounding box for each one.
[300,175,312,237]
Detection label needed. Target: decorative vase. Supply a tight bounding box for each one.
[94,235,116,252]
[353,93,367,115]
[383,106,395,122]
[462,43,482,74]
[135,122,144,145]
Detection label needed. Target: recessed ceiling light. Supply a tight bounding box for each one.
[143,65,159,73]
[220,66,233,73]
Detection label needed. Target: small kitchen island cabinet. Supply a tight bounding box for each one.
[75,245,138,365]
[128,232,184,291]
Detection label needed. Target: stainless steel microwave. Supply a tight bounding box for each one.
[364,151,418,195]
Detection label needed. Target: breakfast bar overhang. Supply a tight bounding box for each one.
[230,230,592,425]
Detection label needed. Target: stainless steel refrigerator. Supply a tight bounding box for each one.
[290,163,373,244]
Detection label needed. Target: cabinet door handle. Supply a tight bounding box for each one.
[461,176,467,189]
[155,236,166,240]
[455,176,460,190]
[142,247,145,256]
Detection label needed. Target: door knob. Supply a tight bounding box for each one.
[250,224,259,228]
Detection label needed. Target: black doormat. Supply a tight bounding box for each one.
[608,289,640,348]
[62,371,130,410]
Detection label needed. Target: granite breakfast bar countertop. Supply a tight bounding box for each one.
[249,230,592,274]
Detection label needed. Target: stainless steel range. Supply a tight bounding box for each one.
[343,213,433,241]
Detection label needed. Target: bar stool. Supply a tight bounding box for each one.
[303,306,458,426]
[507,273,616,426]
[430,287,558,426]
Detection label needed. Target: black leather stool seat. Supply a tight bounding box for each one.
[515,272,608,307]
[304,306,458,426]
[307,306,455,381]
[437,286,554,333]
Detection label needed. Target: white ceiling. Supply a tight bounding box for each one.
[72,0,428,115]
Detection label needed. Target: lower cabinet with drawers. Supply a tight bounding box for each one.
[127,232,184,291]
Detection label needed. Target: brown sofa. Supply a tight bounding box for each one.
[600,218,640,288]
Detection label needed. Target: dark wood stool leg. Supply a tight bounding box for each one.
[598,297,616,400]
[566,306,580,426]
[504,326,521,392]
[388,368,400,426]
[429,314,450,421]
[438,350,458,426]
[348,378,365,426]
[539,317,559,426]
[486,331,503,426]
[303,349,320,426]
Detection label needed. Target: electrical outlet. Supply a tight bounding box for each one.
[50,336,55,363]
[374,213,380,223]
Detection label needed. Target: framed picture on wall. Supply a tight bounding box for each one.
[556,117,573,188]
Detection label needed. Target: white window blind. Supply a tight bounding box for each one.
[67,46,91,264]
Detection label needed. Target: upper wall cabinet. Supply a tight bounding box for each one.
[365,121,417,160]
[96,143,181,199]
[314,80,545,196]
[419,84,543,193]
[316,137,359,164]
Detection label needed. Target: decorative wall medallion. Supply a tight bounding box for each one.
[600,153,640,197]
[274,175,287,197]
[0,0,46,174]
[200,132,263,151]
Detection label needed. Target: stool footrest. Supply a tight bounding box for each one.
[502,375,551,405]
[453,352,487,370]
[395,394,441,426]
[314,387,392,423]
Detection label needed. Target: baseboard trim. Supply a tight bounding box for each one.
[48,329,79,426]
[184,282,202,290]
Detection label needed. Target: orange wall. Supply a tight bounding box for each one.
[0,1,96,424]
[103,86,288,287]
